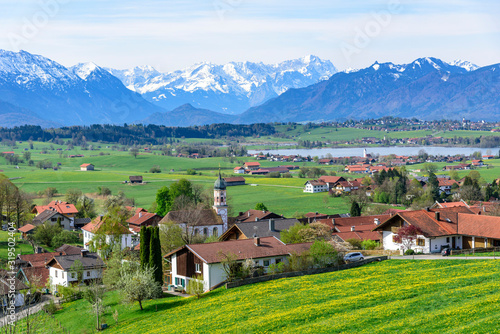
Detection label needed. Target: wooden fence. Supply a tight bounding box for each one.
[451,247,500,256]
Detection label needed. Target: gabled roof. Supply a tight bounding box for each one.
[55,244,83,255]
[432,200,469,209]
[80,163,93,167]
[160,209,223,226]
[244,162,261,167]
[126,206,148,216]
[18,224,36,233]
[33,200,78,215]
[306,180,327,186]
[46,253,105,271]
[18,266,50,287]
[81,216,132,235]
[234,210,283,223]
[224,177,245,183]
[0,271,28,294]
[18,252,64,267]
[127,212,160,226]
[221,218,300,240]
[457,214,500,239]
[165,236,312,264]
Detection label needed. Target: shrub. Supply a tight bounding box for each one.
[404,249,415,255]
[150,165,161,173]
[361,240,380,250]
[186,169,197,175]
[289,251,312,271]
[43,300,59,315]
[346,238,362,250]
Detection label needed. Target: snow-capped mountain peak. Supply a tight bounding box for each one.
[72,62,100,80]
[448,59,479,72]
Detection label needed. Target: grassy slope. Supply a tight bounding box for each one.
[0,232,33,261]
[49,260,500,334]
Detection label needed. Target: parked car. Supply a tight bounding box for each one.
[441,248,451,256]
[344,252,364,263]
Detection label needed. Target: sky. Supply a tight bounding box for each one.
[0,0,499,72]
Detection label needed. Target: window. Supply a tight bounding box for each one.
[194,229,199,235]
[263,260,270,267]
[275,258,283,264]
[51,218,57,222]
[62,272,64,279]
[254,260,259,266]
[55,270,58,278]
[203,228,208,236]
[71,272,75,279]
[446,237,450,243]
[181,278,185,287]
[212,228,218,237]
[87,271,90,277]
[195,263,201,273]
[175,277,179,285]
[417,239,425,246]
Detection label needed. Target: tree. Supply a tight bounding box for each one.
[76,195,97,219]
[218,251,240,282]
[350,201,361,217]
[254,203,268,211]
[309,240,338,268]
[361,239,379,250]
[281,223,309,244]
[149,227,163,285]
[66,188,82,205]
[118,266,162,310]
[449,170,460,181]
[44,187,58,199]
[155,186,171,216]
[83,280,106,330]
[427,172,440,201]
[393,225,423,252]
[70,259,84,285]
[186,274,205,299]
[33,222,63,247]
[52,230,79,249]
[140,226,151,269]
[129,147,139,158]
[422,163,438,175]
[159,221,185,255]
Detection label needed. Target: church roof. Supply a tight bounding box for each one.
[214,171,226,190]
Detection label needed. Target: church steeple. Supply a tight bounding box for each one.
[213,169,228,231]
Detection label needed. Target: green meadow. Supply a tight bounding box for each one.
[33,260,500,334]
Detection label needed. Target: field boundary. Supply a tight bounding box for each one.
[226,256,387,289]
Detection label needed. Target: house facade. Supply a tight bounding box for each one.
[165,237,311,292]
[46,251,105,290]
[80,163,94,171]
[82,216,133,252]
[303,180,328,193]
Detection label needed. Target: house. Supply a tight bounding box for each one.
[219,218,301,241]
[303,180,328,193]
[243,162,261,171]
[159,209,224,238]
[331,180,361,194]
[18,224,36,239]
[15,251,68,287]
[165,237,312,292]
[31,209,74,231]
[0,270,29,307]
[318,176,346,189]
[471,159,484,167]
[82,216,133,252]
[16,266,50,289]
[223,177,246,186]
[234,210,284,223]
[55,244,84,255]
[233,166,245,174]
[80,163,94,171]
[32,200,78,219]
[46,250,105,290]
[437,179,459,195]
[316,214,390,242]
[127,211,162,238]
[126,206,148,216]
[431,200,469,209]
[372,206,500,253]
[318,159,333,165]
[129,175,143,184]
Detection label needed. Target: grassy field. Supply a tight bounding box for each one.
[0,232,33,262]
[41,259,500,334]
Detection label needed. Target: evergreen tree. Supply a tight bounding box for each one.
[140,226,151,269]
[427,172,440,201]
[350,201,361,217]
[149,227,163,285]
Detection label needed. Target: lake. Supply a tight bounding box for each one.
[248,146,498,157]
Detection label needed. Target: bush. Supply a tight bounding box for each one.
[404,249,415,255]
[52,230,80,249]
[186,169,197,175]
[149,165,161,173]
[268,262,286,275]
[43,300,59,315]
[268,172,281,178]
[346,238,362,250]
[361,240,379,250]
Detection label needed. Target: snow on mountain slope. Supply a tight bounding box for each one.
[107,55,337,114]
[448,60,479,72]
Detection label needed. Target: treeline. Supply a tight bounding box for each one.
[0,123,276,145]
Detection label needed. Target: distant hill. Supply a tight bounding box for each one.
[237,57,500,123]
[140,103,236,127]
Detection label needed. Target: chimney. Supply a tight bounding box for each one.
[262,210,265,214]
[139,212,143,218]
[374,218,380,225]
[248,212,251,217]
[331,218,335,226]
[59,252,63,256]
[254,237,261,246]
[269,219,275,232]
[435,212,440,221]
[351,226,355,232]
[426,207,430,212]
[81,249,89,257]
[308,217,311,224]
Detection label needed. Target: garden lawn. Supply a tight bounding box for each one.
[0,231,33,262]
[49,260,500,334]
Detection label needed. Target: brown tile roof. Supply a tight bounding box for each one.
[234,210,283,223]
[244,162,261,167]
[19,267,50,287]
[0,272,29,294]
[307,180,327,186]
[160,209,223,226]
[166,236,312,264]
[46,253,105,271]
[126,206,148,215]
[458,214,500,239]
[18,224,36,233]
[55,244,83,255]
[438,179,459,187]
[435,201,469,208]
[333,231,381,242]
[223,177,245,183]
[18,252,63,267]
[127,212,161,226]
[317,214,391,230]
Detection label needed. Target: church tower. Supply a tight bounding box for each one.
[213,171,228,231]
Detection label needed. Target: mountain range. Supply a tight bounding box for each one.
[0,50,498,127]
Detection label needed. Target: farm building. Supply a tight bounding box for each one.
[129,175,143,184]
[80,163,94,171]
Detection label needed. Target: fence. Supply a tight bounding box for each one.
[226,256,387,289]
[451,247,500,256]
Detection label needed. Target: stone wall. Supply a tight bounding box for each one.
[226,256,387,289]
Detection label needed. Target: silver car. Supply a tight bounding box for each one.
[344,252,364,263]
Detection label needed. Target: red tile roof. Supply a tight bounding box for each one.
[33,200,78,215]
[318,176,344,184]
[244,162,261,167]
[458,214,500,239]
[80,163,93,167]
[82,216,131,235]
[20,267,50,286]
[127,212,160,226]
[235,210,283,223]
[19,252,63,267]
[18,224,36,233]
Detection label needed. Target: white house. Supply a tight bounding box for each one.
[81,216,133,252]
[303,180,328,193]
[165,236,312,292]
[373,207,500,254]
[45,250,105,290]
